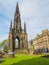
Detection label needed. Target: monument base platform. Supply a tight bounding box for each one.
[8,52,14,58]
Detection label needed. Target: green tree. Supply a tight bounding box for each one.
[4,46,8,51]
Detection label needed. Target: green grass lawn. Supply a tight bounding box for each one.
[0,54,49,65]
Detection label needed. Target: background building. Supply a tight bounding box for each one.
[33,29,49,52]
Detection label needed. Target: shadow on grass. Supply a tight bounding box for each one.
[11,57,49,65]
[0,59,5,63]
[42,55,49,58]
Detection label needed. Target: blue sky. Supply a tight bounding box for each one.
[0,0,49,42]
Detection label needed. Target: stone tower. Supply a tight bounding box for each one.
[8,2,28,57]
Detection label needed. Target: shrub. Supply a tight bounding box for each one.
[23,50,28,54]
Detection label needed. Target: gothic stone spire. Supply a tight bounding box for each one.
[10,20,12,32]
[15,2,20,15]
[13,2,22,33]
[24,22,26,33]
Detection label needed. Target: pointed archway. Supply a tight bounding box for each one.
[15,36,20,50]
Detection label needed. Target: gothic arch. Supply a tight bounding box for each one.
[14,36,20,49]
